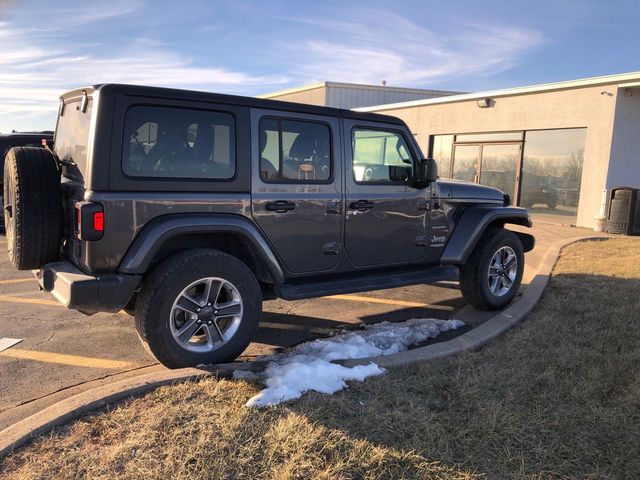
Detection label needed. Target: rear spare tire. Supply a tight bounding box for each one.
[3,147,62,270]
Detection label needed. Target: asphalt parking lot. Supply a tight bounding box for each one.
[0,234,465,429]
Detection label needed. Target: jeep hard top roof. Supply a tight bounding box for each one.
[60,84,406,125]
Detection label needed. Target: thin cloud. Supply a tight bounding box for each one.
[0,3,546,131]
[283,10,546,86]
[0,5,289,130]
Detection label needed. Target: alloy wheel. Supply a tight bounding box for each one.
[169,277,243,353]
[487,246,518,297]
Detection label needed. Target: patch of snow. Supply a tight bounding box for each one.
[234,318,465,408]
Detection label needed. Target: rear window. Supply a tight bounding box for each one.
[54,98,93,177]
[122,106,236,180]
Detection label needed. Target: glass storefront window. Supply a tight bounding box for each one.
[521,128,586,218]
[430,134,453,178]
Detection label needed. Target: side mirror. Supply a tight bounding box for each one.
[411,158,438,188]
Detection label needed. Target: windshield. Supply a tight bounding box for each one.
[54,98,93,179]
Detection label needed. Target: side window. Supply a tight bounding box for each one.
[259,117,331,183]
[352,128,414,184]
[122,106,235,179]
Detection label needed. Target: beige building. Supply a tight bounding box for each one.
[263,72,640,230]
[260,81,462,109]
[357,72,640,229]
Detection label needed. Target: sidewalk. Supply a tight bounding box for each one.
[518,214,602,285]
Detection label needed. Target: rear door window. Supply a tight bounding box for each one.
[259,117,331,183]
[123,106,236,180]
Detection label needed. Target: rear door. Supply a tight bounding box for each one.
[250,109,342,274]
[343,119,429,267]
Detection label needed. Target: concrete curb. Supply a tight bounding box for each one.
[0,363,256,459]
[0,235,603,459]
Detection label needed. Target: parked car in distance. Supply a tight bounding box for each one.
[3,84,534,369]
[520,174,558,210]
[1,131,54,231]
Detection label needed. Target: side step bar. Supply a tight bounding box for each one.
[276,265,460,301]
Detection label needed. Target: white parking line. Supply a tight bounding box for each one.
[0,348,137,369]
[0,338,23,353]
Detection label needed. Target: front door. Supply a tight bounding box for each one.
[343,120,429,267]
[452,143,521,201]
[452,144,481,182]
[479,144,520,201]
[251,109,342,274]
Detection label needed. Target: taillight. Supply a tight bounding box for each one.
[74,202,105,241]
[93,212,104,231]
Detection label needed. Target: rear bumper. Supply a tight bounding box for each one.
[35,261,140,314]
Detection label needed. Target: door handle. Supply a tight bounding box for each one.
[349,200,374,211]
[265,200,296,213]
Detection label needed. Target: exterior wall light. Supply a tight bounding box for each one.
[477,98,491,108]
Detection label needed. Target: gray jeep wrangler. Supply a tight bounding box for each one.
[3,84,534,369]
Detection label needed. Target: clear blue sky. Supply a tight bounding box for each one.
[1,0,639,132]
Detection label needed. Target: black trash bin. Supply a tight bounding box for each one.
[605,187,640,235]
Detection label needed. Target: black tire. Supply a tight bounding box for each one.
[459,228,524,310]
[134,249,262,369]
[3,147,61,270]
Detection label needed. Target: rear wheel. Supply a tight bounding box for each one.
[459,228,524,310]
[3,147,61,269]
[135,249,262,369]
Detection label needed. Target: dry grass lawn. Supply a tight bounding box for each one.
[1,238,639,479]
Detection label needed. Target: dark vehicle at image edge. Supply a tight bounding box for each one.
[3,84,534,369]
[0,130,54,231]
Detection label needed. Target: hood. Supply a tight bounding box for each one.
[436,178,505,203]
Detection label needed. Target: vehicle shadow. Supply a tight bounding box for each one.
[254,300,469,352]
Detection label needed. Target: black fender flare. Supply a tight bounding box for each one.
[118,214,285,283]
[440,206,534,265]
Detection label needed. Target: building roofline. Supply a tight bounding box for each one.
[355,71,640,112]
[258,81,463,99]
[256,82,328,98]
[323,81,463,95]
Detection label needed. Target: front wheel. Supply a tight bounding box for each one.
[135,249,262,368]
[459,228,524,310]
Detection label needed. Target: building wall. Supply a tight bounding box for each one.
[325,85,457,109]
[265,83,460,109]
[267,86,326,106]
[371,85,621,229]
[608,87,640,189]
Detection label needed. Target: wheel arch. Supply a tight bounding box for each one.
[118,214,285,285]
[441,206,534,265]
